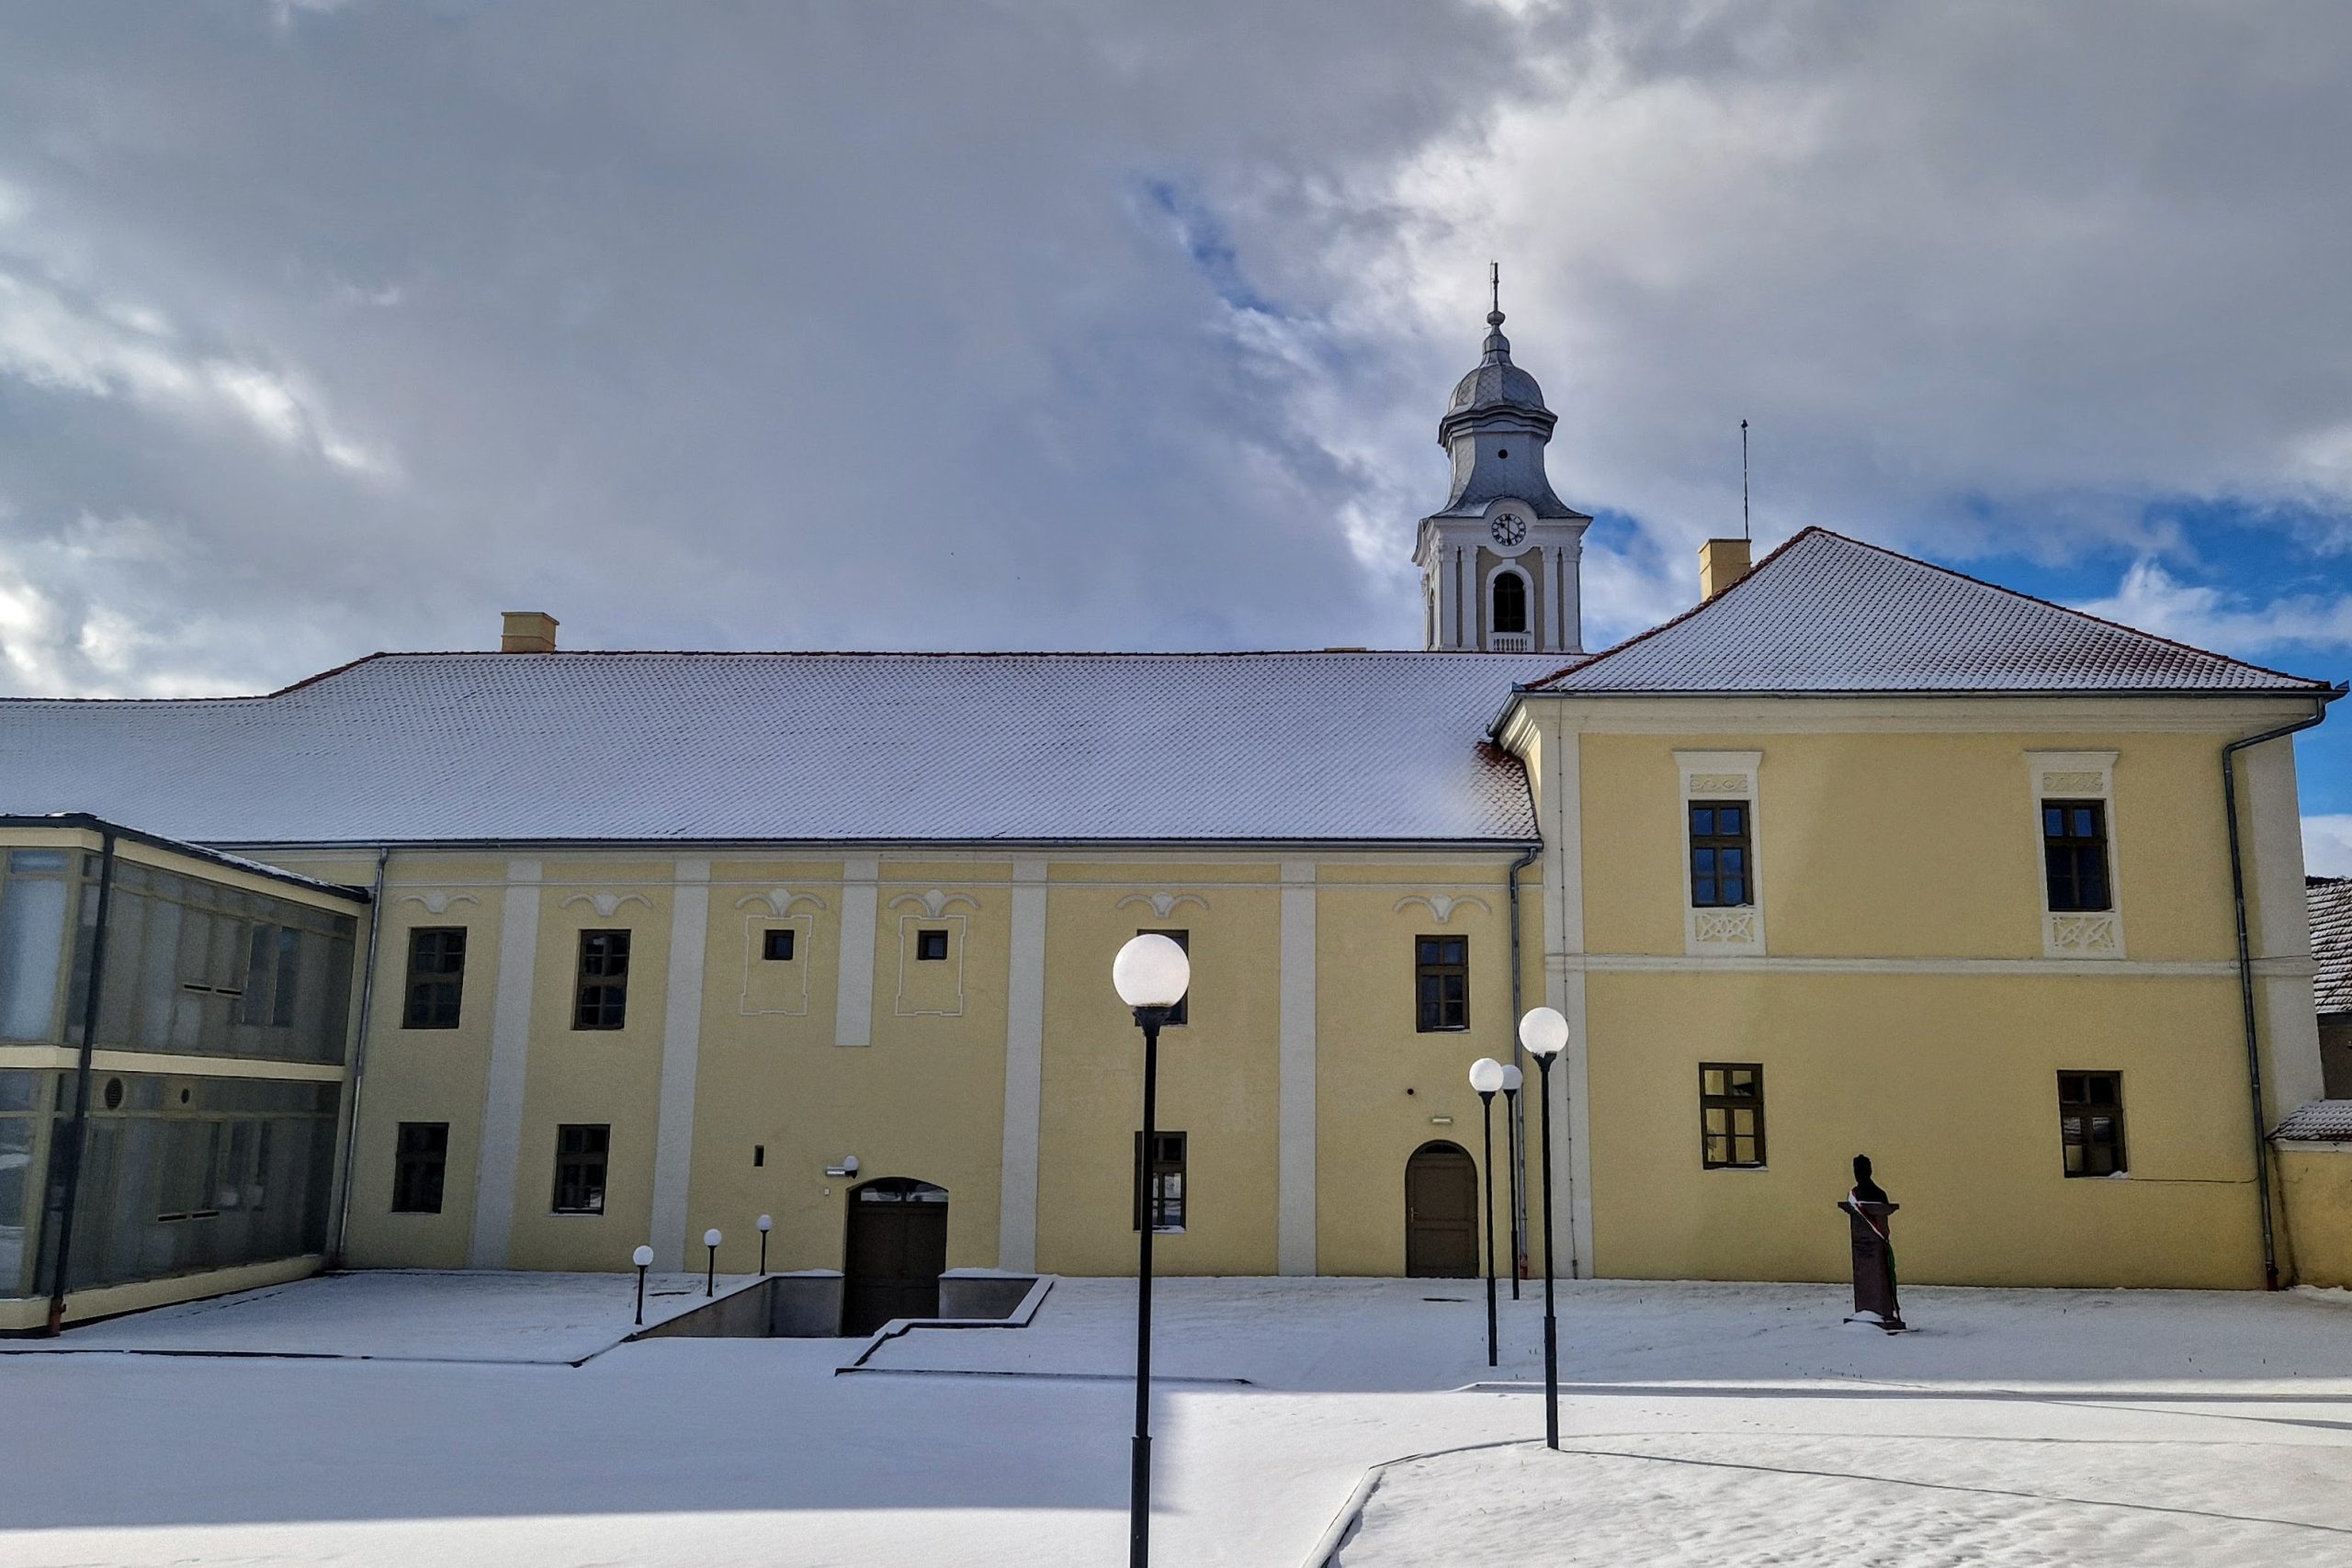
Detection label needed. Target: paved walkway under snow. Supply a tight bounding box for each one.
[2,1276,2349,1565]
[0,1269,756,1363]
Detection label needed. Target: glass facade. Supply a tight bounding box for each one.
[0,837,361,1308]
[32,1072,341,1293]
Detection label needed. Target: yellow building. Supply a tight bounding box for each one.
[1,302,2342,1328]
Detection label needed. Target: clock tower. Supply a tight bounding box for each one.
[1416,273,1590,652]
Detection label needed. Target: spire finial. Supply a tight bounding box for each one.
[1487,260,1503,326]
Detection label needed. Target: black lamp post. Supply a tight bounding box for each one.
[1468,1057,1505,1368]
[631,1244,653,1326]
[1500,1062,1523,1301]
[1520,1006,1570,1450]
[703,1228,722,1297]
[1112,932,1193,1568]
[756,1213,773,1276]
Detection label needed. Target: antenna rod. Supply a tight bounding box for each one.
[1740,418,1750,543]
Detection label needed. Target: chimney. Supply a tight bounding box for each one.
[1698,538,1752,600]
[500,610,560,653]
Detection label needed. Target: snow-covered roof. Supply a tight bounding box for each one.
[2313,877,2352,1017]
[1521,529,2339,697]
[0,652,1560,849]
[2272,1100,2352,1144]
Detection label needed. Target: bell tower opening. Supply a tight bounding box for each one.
[1415,265,1592,653]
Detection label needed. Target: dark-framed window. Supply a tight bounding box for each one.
[402,928,467,1029]
[1491,570,1529,635]
[1138,929,1190,1026]
[2058,1072,2126,1177]
[1689,802,1753,908]
[552,1123,610,1213]
[762,928,796,962]
[392,1122,448,1213]
[1415,935,1468,1032]
[1134,1130,1186,1231]
[915,929,949,962]
[2041,800,2112,912]
[573,931,630,1030]
[1700,1063,1766,1168]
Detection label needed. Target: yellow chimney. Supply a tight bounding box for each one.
[1698,538,1753,600]
[500,610,560,653]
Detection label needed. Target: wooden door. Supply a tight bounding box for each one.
[1405,1143,1479,1279]
[842,1179,949,1335]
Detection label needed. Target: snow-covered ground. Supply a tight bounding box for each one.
[2,1275,2349,1566]
[0,1269,755,1363]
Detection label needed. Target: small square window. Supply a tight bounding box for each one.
[2041,799,2112,913]
[1699,1063,1766,1168]
[763,928,796,962]
[916,929,949,962]
[2058,1071,2126,1177]
[552,1123,610,1213]
[402,928,467,1030]
[573,931,630,1031]
[392,1122,448,1213]
[1135,1130,1187,1232]
[1414,935,1469,1032]
[1689,801,1754,908]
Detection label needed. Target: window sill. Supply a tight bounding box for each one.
[549,1210,608,1218]
[1703,1165,1768,1173]
[1416,1026,1472,1035]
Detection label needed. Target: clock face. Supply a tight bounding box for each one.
[1489,512,1528,547]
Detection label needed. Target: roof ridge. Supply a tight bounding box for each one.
[1522,526,1824,692]
[1806,528,2335,689]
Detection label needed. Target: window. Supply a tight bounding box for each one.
[1138,929,1189,1026]
[1700,1064,1766,1168]
[573,931,630,1030]
[2042,801,2111,912]
[1134,1130,1186,1231]
[392,1122,448,1213]
[762,928,796,962]
[402,928,467,1029]
[552,1123,610,1213]
[1689,802,1754,908]
[1491,570,1528,635]
[2058,1072,2126,1177]
[1415,936,1468,1032]
[915,929,949,962]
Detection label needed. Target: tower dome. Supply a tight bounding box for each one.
[1442,310,1554,440]
[1414,265,1591,656]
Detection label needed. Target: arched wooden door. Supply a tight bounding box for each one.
[1404,1142,1479,1279]
[842,1178,949,1335]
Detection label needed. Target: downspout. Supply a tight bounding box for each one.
[44,829,119,1335]
[2222,699,2331,1291]
[330,846,391,1267]
[1505,842,1540,1279]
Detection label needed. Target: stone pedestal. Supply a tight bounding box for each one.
[1838,1199,1905,1331]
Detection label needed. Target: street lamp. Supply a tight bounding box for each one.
[703,1228,722,1298]
[1112,931,1192,1568]
[1468,1056,1505,1368]
[1520,1005,1570,1450]
[1500,1062,1524,1300]
[756,1213,773,1276]
[631,1244,654,1326]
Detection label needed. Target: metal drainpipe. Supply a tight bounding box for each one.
[44,829,119,1335]
[2222,700,2332,1292]
[1505,841,1541,1277]
[330,846,392,1268]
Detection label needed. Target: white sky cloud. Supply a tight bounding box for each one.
[2075,559,2352,656]
[0,0,2344,718]
[2306,816,2352,879]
